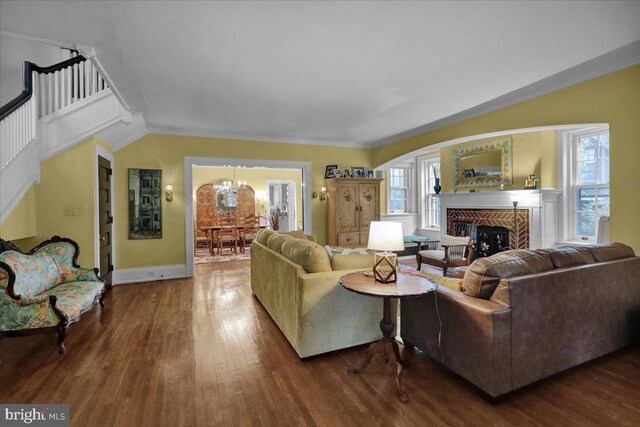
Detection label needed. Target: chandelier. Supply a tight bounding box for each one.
[220,167,246,193]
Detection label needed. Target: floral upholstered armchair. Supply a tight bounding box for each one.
[0,236,107,356]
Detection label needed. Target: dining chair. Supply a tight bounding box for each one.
[194,228,211,252]
[217,214,239,254]
[241,214,260,254]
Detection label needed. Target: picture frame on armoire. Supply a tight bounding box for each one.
[325,165,338,178]
[351,167,365,178]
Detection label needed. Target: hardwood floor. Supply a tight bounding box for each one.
[1,259,639,426]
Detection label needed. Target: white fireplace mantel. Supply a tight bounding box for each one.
[436,189,562,249]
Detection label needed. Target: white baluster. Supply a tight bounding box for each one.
[54,71,60,112]
[79,61,85,99]
[61,68,67,108]
[48,73,53,115]
[73,63,78,102]
[85,61,91,96]
[39,73,45,118]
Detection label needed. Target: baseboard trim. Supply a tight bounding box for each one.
[112,264,188,285]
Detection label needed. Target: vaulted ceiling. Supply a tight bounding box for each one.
[1,1,639,146]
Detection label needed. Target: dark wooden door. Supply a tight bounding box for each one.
[98,156,113,287]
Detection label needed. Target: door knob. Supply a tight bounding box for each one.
[101,236,106,241]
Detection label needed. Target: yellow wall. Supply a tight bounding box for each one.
[114,134,373,269]
[192,166,303,228]
[0,185,37,241]
[373,64,640,252]
[2,137,108,265]
[439,130,557,192]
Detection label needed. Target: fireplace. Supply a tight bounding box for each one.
[447,208,529,250]
[437,189,561,251]
[474,225,510,260]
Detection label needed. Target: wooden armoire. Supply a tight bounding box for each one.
[326,178,383,247]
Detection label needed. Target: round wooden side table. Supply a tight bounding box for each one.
[339,271,437,403]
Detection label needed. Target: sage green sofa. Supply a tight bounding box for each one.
[0,236,106,356]
[251,229,382,358]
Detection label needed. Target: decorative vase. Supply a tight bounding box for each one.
[433,178,441,194]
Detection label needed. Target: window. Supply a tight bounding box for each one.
[571,130,609,240]
[420,156,441,229]
[388,168,411,213]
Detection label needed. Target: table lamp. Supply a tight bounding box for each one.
[367,221,404,283]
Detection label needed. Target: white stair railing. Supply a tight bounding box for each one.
[0,77,37,169]
[0,54,110,171]
[36,55,108,119]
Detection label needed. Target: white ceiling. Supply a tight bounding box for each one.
[1,1,639,147]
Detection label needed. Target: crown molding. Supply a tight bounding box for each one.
[146,125,367,148]
[365,39,640,148]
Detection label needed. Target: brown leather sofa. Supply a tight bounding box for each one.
[400,242,640,398]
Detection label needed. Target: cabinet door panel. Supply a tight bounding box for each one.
[358,183,379,233]
[336,184,359,232]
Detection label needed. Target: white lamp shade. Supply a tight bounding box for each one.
[367,221,404,251]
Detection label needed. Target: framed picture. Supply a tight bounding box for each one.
[128,169,162,239]
[334,169,342,178]
[375,170,383,179]
[344,169,351,178]
[325,165,338,179]
[463,169,476,178]
[364,166,372,177]
[351,167,365,178]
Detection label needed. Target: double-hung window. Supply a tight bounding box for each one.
[421,156,440,229]
[571,130,609,240]
[388,168,411,213]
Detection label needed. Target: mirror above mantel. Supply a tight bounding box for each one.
[453,138,513,189]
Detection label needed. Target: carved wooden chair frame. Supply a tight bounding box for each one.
[0,236,107,356]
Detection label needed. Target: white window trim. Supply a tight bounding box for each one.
[417,153,441,230]
[557,125,609,244]
[386,163,415,214]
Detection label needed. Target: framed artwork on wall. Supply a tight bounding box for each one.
[128,169,162,239]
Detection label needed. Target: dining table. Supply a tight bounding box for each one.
[200,224,268,255]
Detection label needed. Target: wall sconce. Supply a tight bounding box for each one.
[165,184,174,202]
[313,187,327,201]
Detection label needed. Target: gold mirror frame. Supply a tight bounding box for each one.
[453,138,513,189]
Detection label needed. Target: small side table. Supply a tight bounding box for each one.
[339,271,437,402]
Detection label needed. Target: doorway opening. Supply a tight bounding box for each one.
[266,180,297,232]
[184,157,311,275]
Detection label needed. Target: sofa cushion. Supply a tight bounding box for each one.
[266,233,294,253]
[0,250,61,297]
[588,242,635,262]
[40,281,104,320]
[256,229,276,246]
[463,249,554,299]
[538,246,595,268]
[283,230,308,240]
[415,271,464,292]
[330,253,374,271]
[281,239,332,273]
[324,245,371,258]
